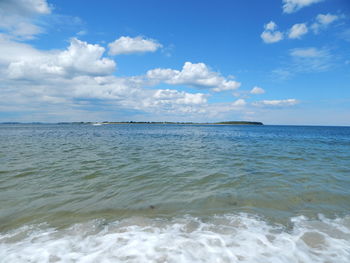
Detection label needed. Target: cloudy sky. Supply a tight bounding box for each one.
[0,0,349,125]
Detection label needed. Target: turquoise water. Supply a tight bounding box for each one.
[1,124,350,262]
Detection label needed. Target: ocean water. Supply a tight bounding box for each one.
[0,124,349,262]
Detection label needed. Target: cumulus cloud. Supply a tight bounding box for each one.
[0,0,51,38]
[153,89,207,105]
[0,30,298,122]
[254,99,299,107]
[4,38,116,79]
[282,0,323,14]
[0,36,213,119]
[108,36,162,55]
[261,21,284,43]
[146,62,241,92]
[140,89,209,114]
[0,70,210,120]
[288,23,308,39]
[262,12,342,43]
[250,86,265,95]
[57,38,116,76]
[68,76,208,113]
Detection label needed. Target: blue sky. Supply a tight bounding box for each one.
[0,0,349,125]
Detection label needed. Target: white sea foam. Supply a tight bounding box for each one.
[1,214,350,263]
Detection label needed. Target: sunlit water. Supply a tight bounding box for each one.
[1,124,349,262]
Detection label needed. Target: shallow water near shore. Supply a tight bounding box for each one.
[1,124,350,262]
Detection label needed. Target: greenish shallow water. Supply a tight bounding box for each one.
[1,124,350,262]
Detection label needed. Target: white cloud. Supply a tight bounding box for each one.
[273,47,333,78]
[0,0,51,16]
[58,38,116,76]
[265,21,277,31]
[0,36,212,119]
[290,47,325,57]
[0,70,210,120]
[254,99,299,107]
[108,36,162,55]
[282,0,323,14]
[0,0,51,38]
[311,13,340,33]
[77,30,87,36]
[261,21,284,43]
[250,86,265,95]
[316,13,339,25]
[263,13,342,43]
[197,99,248,119]
[289,47,332,71]
[0,34,41,65]
[67,76,208,112]
[146,62,241,92]
[340,29,350,42]
[272,69,293,79]
[11,22,43,37]
[261,31,284,43]
[288,23,308,39]
[153,89,206,104]
[5,38,116,79]
[232,99,246,107]
[0,31,303,122]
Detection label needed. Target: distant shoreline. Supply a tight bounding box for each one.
[102,121,262,125]
[65,121,264,125]
[1,121,264,125]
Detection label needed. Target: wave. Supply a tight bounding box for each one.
[1,214,350,262]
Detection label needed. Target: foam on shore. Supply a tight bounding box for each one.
[1,213,350,263]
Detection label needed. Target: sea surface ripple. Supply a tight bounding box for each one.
[0,124,349,262]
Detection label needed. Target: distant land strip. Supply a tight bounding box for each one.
[1,121,263,125]
[64,121,264,125]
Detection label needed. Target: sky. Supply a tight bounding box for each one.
[0,0,349,125]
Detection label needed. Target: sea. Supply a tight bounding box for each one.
[0,123,349,262]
